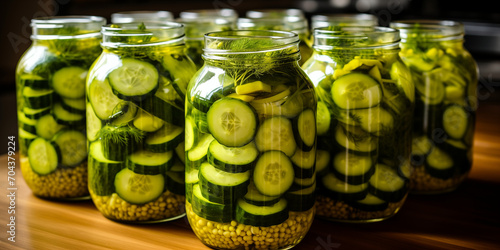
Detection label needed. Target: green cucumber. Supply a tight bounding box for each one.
[165,171,185,195]
[293,109,316,151]
[316,102,331,136]
[52,102,85,126]
[253,151,295,196]
[139,93,184,126]
[368,164,407,202]
[108,101,138,126]
[100,125,144,161]
[442,105,469,140]
[108,58,159,101]
[321,172,368,201]
[331,73,382,110]
[86,103,102,142]
[27,137,60,175]
[255,116,297,157]
[291,147,316,179]
[285,182,316,212]
[350,193,388,212]
[332,152,374,185]
[335,125,377,154]
[145,122,184,152]
[88,141,124,196]
[52,66,87,99]
[315,149,331,176]
[88,78,123,120]
[61,98,86,115]
[52,130,87,167]
[184,116,198,151]
[235,198,289,227]
[207,140,258,173]
[114,168,165,205]
[18,128,38,155]
[23,86,53,109]
[21,75,49,89]
[22,106,51,120]
[207,98,257,147]
[191,184,234,223]
[425,147,455,179]
[128,150,175,175]
[350,106,394,135]
[187,134,214,163]
[198,162,250,204]
[243,182,281,206]
[132,109,164,132]
[35,114,66,140]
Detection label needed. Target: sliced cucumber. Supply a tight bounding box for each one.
[187,134,214,163]
[88,78,122,120]
[165,171,185,195]
[332,152,374,185]
[61,98,86,115]
[114,168,165,205]
[235,81,272,95]
[108,58,159,101]
[331,73,382,110]
[27,137,60,175]
[53,102,85,126]
[285,182,316,212]
[145,122,184,152]
[53,130,87,167]
[19,128,38,155]
[86,103,102,142]
[321,172,368,201]
[425,147,455,179]
[198,162,250,204]
[20,75,49,89]
[316,102,331,136]
[191,184,234,223]
[191,108,208,134]
[350,106,394,135]
[22,106,51,120]
[132,109,164,132]
[335,125,377,154]
[184,116,198,151]
[128,150,175,175]
[368,164,407,202]
[315,149,331,176]
[255,116,297,157]
[291,147,316,178]
[23,87,53,109]
[442,105,469,140]
[108,101,138,126]
[52,66,87,99]
[207,140,258,173]
[139,93,184,126]
[350,193,388,212]
[235,198,288,227]
[88,141,124,196]
[207,98,257,147]
[175,141,185,164]
[253,151,295,196]
[35,114,66,140]
[293,109,316,151]
[243,182,281,206]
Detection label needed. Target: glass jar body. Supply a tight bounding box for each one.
[185,32,316,249]
[395,25,478,194]
[16,17,104,200]
[302,32,414,222]
[87,26,197,222]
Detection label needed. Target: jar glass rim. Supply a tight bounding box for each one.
[246,8,305,19]
[101,21,185,47]
[390,19,464,38]
[311,14,378,29]
[179,8,237,22]
[313,26,400,49]
[237,16,308,34]
[31,15,105,30]
[204,30,299,55]
[111,10,174,23]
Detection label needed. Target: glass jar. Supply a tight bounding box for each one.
[111,11,174,23]
[86,22,197,223]
[186,30,316,249]
[302,26,414,222]
[239,9,312,65]
[390,20,478,194]
[16,16,105,200]
[311,14,378,30]
[178,9,237,69]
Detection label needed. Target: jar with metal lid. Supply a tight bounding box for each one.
[86,22,196,223]
[390,20,478,194]
[16,16,105,200]
[111,10,174,23]
[178,9,237,69]
[186,30,316,249]
[302,26,414,222]
[239,9,312,65]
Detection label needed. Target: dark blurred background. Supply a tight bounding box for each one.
[1,0,500,154]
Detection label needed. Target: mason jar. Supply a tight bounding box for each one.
[111,10,174,23]
[390,20,478,194]
[311,14,379,30]
[238,9,312,65]
[86,22,197,223]
[178,9,237,69]
[186,30,316,249]
[16,16,105,200]
[302,26,414,222]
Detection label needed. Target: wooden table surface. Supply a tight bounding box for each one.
[1,101,500,250]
